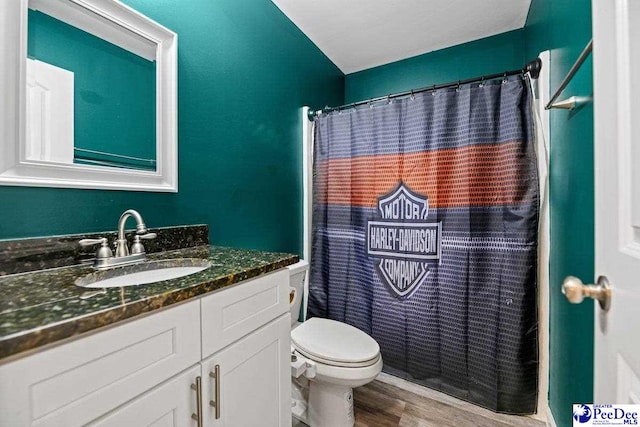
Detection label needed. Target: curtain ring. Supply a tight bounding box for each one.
[480,76,485,88]
[431,84,436,96]
[410,89,415,100]
[387,94,392,104]
[502,72,508,83]
[456,80,461,92]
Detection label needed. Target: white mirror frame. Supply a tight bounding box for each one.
[0,0,178,192]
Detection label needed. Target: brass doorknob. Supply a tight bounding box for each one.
[562,275,611,311]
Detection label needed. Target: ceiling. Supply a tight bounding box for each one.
[270,0,532,74]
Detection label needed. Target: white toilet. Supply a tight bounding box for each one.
[287,261,383,427]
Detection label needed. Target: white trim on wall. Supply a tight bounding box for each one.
[546,406,558,427]
[531,50,552,423]
[301,106,314,320]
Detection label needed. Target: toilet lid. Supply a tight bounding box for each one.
[291,318,380,366]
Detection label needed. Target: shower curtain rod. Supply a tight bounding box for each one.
[308,58,542,120]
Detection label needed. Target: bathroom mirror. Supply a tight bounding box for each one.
[0,0,178,192]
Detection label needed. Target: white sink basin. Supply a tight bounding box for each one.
[75,259,212,289]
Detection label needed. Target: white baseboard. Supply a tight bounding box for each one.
[545,406,558,427]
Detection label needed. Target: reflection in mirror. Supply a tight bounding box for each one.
[26,8,156,171]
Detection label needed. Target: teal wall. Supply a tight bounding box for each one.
[4,3,595,425]
[28,10,156,168]
[345,5,594,426]
[1,0,344,256]
[525,0,594,426]
[345,30,526,103]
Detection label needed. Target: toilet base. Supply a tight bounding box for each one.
[292,377,309,424]
[307,381,355,427]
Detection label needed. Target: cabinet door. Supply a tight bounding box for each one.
[201,314,291,427]
[89,366,200,427]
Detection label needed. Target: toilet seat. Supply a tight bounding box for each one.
[293,346,381,368]
[291,317,380,368]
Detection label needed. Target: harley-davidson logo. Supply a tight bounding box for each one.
[367,183,441,298]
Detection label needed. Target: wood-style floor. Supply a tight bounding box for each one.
[294,373,546,427]
[353,375,545,427]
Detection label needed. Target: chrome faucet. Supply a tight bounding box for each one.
[116,209,151,257]
[80,209,156,269]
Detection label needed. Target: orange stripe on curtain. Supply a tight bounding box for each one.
[314,141,532,208]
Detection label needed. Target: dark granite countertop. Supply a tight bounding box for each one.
[0,245,298,361]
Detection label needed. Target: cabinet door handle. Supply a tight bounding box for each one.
[209,365,221,419]
[191,376,203,427]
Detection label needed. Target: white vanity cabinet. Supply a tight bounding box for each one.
[0,300,201,426]
[0,269,291,427]
[199,269,291,427]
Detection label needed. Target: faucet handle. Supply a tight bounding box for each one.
[130,233,157,255]
[79,238,114,260]
[79,237,107,247]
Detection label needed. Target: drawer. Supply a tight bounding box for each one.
[201,269,289,359]
[0,300,200,426]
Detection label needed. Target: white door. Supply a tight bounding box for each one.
[200,315,291,427]
[592,0,640,403]
[25,59,74,164]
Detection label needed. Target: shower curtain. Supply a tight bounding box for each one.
[308,76,539,414]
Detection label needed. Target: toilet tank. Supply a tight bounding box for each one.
[287,260,308,326]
